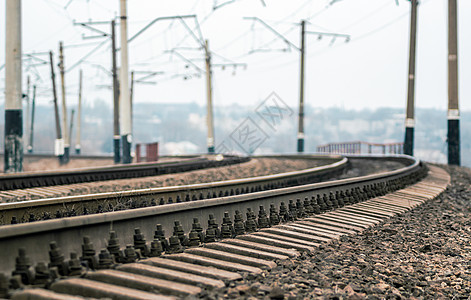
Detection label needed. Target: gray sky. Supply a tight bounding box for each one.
[0,0,470,111]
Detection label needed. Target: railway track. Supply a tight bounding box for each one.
[0,155,450,299]
[0,155,342,203]
[0,155,347,225]
[0,155,248,191]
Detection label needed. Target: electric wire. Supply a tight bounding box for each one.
[337,0,393,32]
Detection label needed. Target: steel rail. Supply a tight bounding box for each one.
[0,155,423,275]
[0,155,249,190]
[0,155,346,225]
[0,153,199,160]
[0,153,114,159]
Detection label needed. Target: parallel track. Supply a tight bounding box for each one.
[0,155,248,191]
[0,155,450,300]
[0,155,346,225]
[2,155,419,271]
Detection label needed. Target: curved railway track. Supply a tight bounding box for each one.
[0,155,346,225]
[0,155,450,299]
[0,155,343,203]
[0,155,249,191]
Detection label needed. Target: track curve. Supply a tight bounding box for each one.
[0,155,424,276]
[0,155,347,225]
[0,155,249,190]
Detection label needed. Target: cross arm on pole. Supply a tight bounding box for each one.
[133,71,164,82]
[89,63,112,76]
[127,15,199,44]
[213,63,247,68]
[134,80,157,85]
[73,21,110,38]
[165,49,205,73]
[66,39,110,73]
[243,16,300,51]
[305,31,351,42]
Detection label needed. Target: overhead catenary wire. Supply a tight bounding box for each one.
[337,0,393,32]
[214,28,252,52]
[248,26,298,54]
[239,0,433,73]
[66,38,110,73]
[1,1,241,91]
[165,50,205,73]
[274,0,315,24]
[126,15,204,47]
[2,0,443,114]
[66,15,203,82]
[173,11,212,48]
[228,0,336,60]
[244,17,300,51]
[353,11,409,42]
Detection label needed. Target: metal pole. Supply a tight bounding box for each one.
[25,75,30,152]
[69,109,75,151]
[447,0,460,166]
[120,0,132,163]
[205,40,215,154]
[59,41,70,163]
[28,85,36,153]
[404,0,418,156]
[4,0,23,173]
[49,51,64,163]
[49,51,64,164]
[130,70,134,135]
[111,19,121,163]
[75,70,82,154]
[297,20,305,153]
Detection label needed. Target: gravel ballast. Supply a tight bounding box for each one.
[0,157,406,204]
[203,165,471,299]
[0,158,331,203]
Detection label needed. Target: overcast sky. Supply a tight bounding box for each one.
[0,0,470,112]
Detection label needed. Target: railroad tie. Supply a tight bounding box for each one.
[236,234,316,253]
[10,289,86,300]
[10,165,450,300]
[117,263,226,289]
[51,277,176,300]
[85,269,202,297]
[164,253,264,274]
[219,239,300,257]
[140,257,242,281]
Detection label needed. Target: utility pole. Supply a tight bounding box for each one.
[59,41,70,163]
[204,40,215,154]
[244,17,349,154]
[25,75,30,152]
[447,0,460,166]
[75,70,82,154]
[69,109,75,150]
[111,19,121,163]
[404,0,418,156]
[75,15,204,162]
[49,51,64,163]
[4,0,23,173]
[130,71,134,134]
[120,0,132,163]
[297,20,306,153]
[28,85,36,153]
